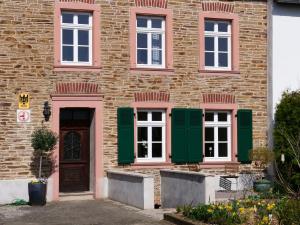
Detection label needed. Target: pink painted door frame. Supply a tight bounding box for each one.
[50,95,103,200]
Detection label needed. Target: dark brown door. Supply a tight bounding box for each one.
[59,126,90,192]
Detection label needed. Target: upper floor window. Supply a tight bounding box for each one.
[137,110,166,163]
[136,16,165,68]
[204,20,231,70]
[61,12,92,65]
[204,111,231,161]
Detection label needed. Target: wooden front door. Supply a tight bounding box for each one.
[59,125,90,192]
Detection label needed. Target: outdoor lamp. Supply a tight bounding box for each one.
[43,101,51,122]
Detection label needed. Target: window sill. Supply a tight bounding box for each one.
[199,70,240,77]
[129,162,174,169]
[54,65,102,72]
[130,67,175,75]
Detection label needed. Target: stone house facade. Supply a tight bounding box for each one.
[0,0,267,204]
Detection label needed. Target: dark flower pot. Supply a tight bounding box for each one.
[28,182,47,206]
[253,179,272,192]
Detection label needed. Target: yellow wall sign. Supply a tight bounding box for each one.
[18,93,30,109]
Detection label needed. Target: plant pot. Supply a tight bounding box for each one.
[28,182,47,206]
[253,179,272,192]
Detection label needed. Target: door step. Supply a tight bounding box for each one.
[59,191,94,201]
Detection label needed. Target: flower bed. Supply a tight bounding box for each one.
[176,195,286,225]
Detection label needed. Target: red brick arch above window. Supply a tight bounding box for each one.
[135,0,168,8]
[202,93,235,104]
[134,92,170,102]
[201,2,234,13]
[55,82,101,94]
[58,0,95,4]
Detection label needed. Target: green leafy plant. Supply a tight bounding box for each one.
[31,126,58,180]
[275,197,300,225]
[273,90,300,196]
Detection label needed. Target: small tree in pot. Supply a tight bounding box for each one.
[30,126,58,206]
[249,147,274,192]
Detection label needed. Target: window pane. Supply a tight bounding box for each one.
[152,18,162,28]
[218,38,228,51]
[205,127,214,141]
[62,46,74,61]
[137,33,147,48]
[205,112,214,121]
[205,52,214,66]
[152,127,162,142]
[152,112,162,121]
[138,111,147,121]
[152,143,162,158]
[219,53,228,67]
[152,33,162,49]
[152,49,162,65]
[218,112,228,122]
[62,13,73,23]
[219,143,228,157]
[62,29,73,45]
[218,128,227,141]
[78,14,89,24]
[205,37,214,51]
[205,21,214,31]
[138,127,148,141]
[218,22,229,32]
[137,17,147,27]
[205,143,214,157]
[78,47,89,62]
[137,49,148,64]
[138,143,148,158]
[78,30,89,45]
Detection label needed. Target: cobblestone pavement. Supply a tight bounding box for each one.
[0,199,174,225]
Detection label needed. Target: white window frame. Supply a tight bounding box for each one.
[204,111,232,162]
[61,11,92,65]
[136,16,166,68]
[204,20,231,70]
[136,109,166,163]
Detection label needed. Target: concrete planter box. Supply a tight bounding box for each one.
[107,170,154,209]
[160,170,216,208]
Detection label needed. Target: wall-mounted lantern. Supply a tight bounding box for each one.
[43,101,51,122]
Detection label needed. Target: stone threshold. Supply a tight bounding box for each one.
[59,191,94,201]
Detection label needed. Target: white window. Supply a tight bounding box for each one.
[204,111,231,161]
[204,20,231,70]
[61,12,92,65]
[137,110,166,162]
[136,16,165,68]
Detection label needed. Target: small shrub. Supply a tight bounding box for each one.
[275,198,300,225]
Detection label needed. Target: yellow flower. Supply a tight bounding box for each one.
[218,205,224,210]
[239,207,245,214]
[262,215,269,223]
[225,205,233,211]
[207,208,213,213]
[267,203,275,211]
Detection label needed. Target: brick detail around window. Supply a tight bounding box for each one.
[58,0,95,4]
[201,2,234,13]
[202,93,235,104]
[134,92,170,102]
[135,0,168,8]
[55,83,100,94]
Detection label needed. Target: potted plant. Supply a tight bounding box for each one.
[29,126,58,206]
[249,147,274,192]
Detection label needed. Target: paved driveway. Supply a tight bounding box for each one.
[0,200,173,225]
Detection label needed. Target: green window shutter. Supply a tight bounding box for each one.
[187,109,203,163]
[171,108,188,163]
[117,107,134,164]
[237,109,253,164]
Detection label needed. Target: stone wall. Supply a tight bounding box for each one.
[0,0,267,203]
